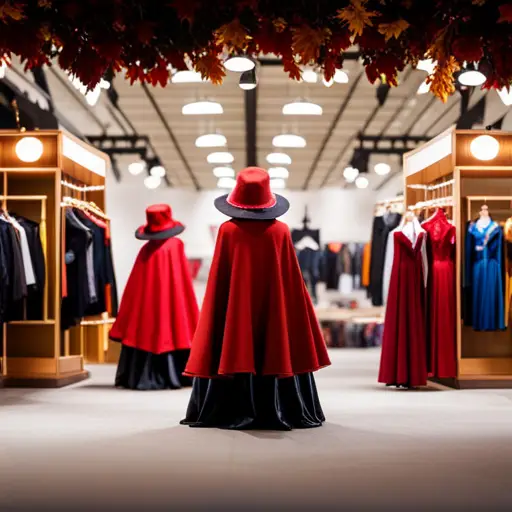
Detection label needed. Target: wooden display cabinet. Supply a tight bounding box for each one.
[404,127,512,389]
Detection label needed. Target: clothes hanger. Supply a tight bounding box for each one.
[295,236,320,251]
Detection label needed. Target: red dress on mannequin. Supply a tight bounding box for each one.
[422,210,456,378]
[379,221,428,388]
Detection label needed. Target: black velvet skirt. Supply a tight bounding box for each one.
[115,345,192,390]
[180,373,325,430]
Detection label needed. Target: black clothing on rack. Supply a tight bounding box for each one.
[297,247,322,302]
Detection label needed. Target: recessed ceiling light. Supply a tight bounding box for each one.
[268,167,289,179]
[182,100,223,115]
[374,163,391,176]
[458,63,486,87]
[323,77,334,88]
[150,165,166,178]
[239,69,257,90]
[15,137,43,162]
[217,177,236,189]
[355,175,369,189]
[302,69,318,83]
[213,167,235,178]
[266,152,292,165]
[270,178,286,189]
[417,80,431,95]
[172,70,207,83]
[128,161,145,175]
[283,101,322,116]
[343,166,359,183]
[333,70,349,83]
[498,87,512,106]
[144,175,161,189]
[272,134,306,148]
[224,56,255,73]
[99,78,111,90]
[470,135,500,161]
[195,133,227,148]
[207,151,234,164]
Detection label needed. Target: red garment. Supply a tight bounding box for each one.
[423,211,457,378]
[82,210,111,242]
[110,237,199,354]
[184,219,331,378]
[378,231,427,387]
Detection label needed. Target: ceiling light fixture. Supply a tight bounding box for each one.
[128,161,146,175]
[172,70,207,83]
[213,167,235,178]
[266,152,292,165]
[268,167,290,179]
[417,59,436,74]
[497,87,512,106]
[85,85,101,106]
[470,134,500,161]
[323,77,334,88]
[355,175,369,189]
[458,63,486,87]
[224,55,255,73]
[417,80,431,95]
[150,164,166,178]
[239,68,258,90]
[99,78,111,90]
[207,151,234,164]
[195,133,227,148]
[282,100,322,116]
[343,166,359,183]
[302,69,318,83]
[217,177,236,189]
[15,136,44,163]
[144,175,161,189]
[272,134,306,148]
[182,100,223,115]
[333,69,349,84]
[374,163,391,176]
[270,178,286,190]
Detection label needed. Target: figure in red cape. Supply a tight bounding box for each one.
[181,168,330,430]
[110,204,199,390]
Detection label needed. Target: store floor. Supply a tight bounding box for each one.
[1,348,512,511]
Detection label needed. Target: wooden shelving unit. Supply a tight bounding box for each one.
[0,129,111,387]
[404,127,512,389]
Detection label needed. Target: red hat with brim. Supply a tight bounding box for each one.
[135,204,185,240]
[214,167,289,220]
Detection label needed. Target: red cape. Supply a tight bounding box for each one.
[110,237,199,354]
[184,219,330,378]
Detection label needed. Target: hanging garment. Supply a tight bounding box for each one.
[322,243,343,289]
[296,247,322,303]
[378,218,428,388]
[338,244,353,295]
[505,217,512,325]
[464,220,505,331]
[361,242,371,288]
[110,236,199,355]
[9,217,36,286]
[184,219,330,379]
[423,210,456,378]
[368,212,402,306]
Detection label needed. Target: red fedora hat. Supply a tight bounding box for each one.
[135,204,185,240]
[214,167,289,220]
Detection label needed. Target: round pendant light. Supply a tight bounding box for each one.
[239,68,257,90]
[207,151,234,164]
[355,175,369,189]
[268,167,289,179]
[333,69,349,84]
[15,137,44,162]
[417,80,431,95]
[144,175,161,189]
[195,133,227,148]
[497,87,512,106]
[343,166,359,183]
[172,70,206,83]
[128,161,146,175]
[272,134,306,148]
[374,163,391,176]
[323,77,334,88]
[182,100,223,115]
[217,177,236,189]
[213,167,235,178]
[470,134,500,161]
[270,178,286,190]
[302,69,318,83]
[224,56,255,73]
[150,165,166,178]
[458,63,486,87]
[282,100,322,116]
[266,152,292,165]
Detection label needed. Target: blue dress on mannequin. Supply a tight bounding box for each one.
[464,219,505,331]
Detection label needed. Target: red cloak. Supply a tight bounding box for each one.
[184,219,330,378]
[110,237,199,354]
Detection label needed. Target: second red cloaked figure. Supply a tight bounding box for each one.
[181,167,331,430]
[110,204,199,390]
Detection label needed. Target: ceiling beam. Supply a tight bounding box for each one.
[302,70,364,190]
[141,83,200,190]
[245,87,257,167]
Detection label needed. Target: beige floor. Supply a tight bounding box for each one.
[1,348,512,511]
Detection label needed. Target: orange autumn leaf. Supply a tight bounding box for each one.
[283,56,302,81]
[427,56,460,103]
[292,25,330,64]
[337,0,379,37]
[273,17,287,33]
[0,2,25,21]
[195,53,225,84]
[215,19,250,49]
[378,19,410,41]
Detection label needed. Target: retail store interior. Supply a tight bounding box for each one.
[1,9,512,509]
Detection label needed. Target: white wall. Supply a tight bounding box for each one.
[375,172,404,202]
[106,172,380,297]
